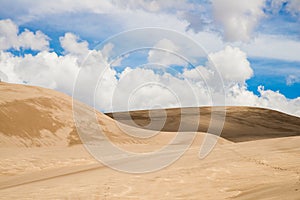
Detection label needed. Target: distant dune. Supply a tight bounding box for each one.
[106,107,300,142]
[0,82,299,199]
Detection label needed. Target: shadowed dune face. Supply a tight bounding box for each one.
[0,82,80,147]
[106,107,300,142]
[1,98,64,138]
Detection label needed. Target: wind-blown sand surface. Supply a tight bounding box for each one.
[0,82,300,199]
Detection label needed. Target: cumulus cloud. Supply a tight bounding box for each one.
[0,19,19,50]
[0,21,92,94]
[18,29,49,51]
[183,45,254,94]
[110,67,211,112]
[60,33,89,56]
[0,19,49,51]
[183,66,212,82]
[224,85,300,117]
[103,63,300,115]
[0,50,79,93]
[257,86,300,116]
[211,0,266,42]
[182,46,300,116]
[147,39,186,66]
[207,46,253,83]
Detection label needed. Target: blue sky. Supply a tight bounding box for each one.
[247,58,300,98]
[0,0,299,115]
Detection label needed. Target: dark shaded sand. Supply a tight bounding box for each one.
[106,107,300,142]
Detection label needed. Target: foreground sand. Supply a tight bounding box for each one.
[0,82,300,199]
[1,136,299,199]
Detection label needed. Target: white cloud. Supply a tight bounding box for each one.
[257,86,300,116]
[223,85,300,117]
[211,0,266,42]
[0,69,8,82]
[241,34,300,61]
[60,33,89,56]
[0,0,194,46]
[18,29,49,51]
[188,30,300,62]
[226,84,260,106]
[147,39,186,66]
[182,47,300,116]
[112,62,300,116]
[112,0,193,13]
[0,50,79,94]
[207,46,253,83]
[188,32,300,62]
[4,0,193,21]
[0,19,49,51]
[0,19,19,50]
[183,65,212,82]
[286,0,300,14]
[8,0,116,23]
[101,42,114,60]
[112,0,161,12]
[3,0,191,33]
[286,74,300,86]
[110,67,211,112]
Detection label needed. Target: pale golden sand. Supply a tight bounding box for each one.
[0,82,299,199]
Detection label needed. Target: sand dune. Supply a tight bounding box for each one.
[0,82,79,147]
[106,107,300,142]
[0,82,300,199]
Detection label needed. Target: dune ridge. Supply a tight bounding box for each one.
[106,106,300,142]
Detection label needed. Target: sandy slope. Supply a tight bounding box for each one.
[106,107,300,142]
[0,82,78,147]
[0,82,300,199]
[0,137,299,199]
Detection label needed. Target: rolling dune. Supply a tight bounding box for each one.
[0,82,300,199]
[106,107,300,142]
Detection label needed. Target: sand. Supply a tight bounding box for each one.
[106,107,300,142]
[0,82,300,199]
